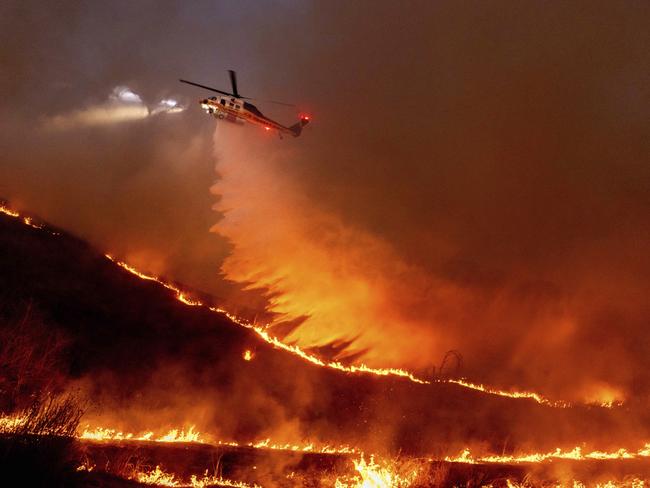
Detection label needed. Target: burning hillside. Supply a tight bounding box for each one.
[2,2,649,485]
[2,202,650,486]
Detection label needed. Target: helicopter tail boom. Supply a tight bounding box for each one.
[288,115,310,137]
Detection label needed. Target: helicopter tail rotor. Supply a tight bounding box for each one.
[288,115,310,137]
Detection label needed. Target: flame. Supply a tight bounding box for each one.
[158,426,202,443]
[239,437,359,455]
[5,202,649,487]
[105,254,432,386]
[578,382,626,408]
[136,465,180,486]
[188,473,261,488]
[80,425,203,444]
[444,443,650,464]
[505,480,644,488]
[334,455,421,488]
[446,379,571,408]
[7,412,650,486]
[0,205,20,218]
[38,415,650,471]
[1,203,45,230]
[127,458,648,488]
[0,413,28,432]
[135,465,261,488]
[79,422,359,455]
[104,254,605,408]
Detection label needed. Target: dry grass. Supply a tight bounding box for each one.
[0,303,86,486]
[2,394,84,437]
[0,302,68,412]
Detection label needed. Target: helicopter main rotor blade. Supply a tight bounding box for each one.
[228,70,241,98]
[252,98,296,107]
[180,77,294,106]
[179,79,234,97]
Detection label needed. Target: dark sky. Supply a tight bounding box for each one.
[1,1,649,402]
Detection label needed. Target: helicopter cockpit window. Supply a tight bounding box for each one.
[235,105,240,109]
[220,99,226,106]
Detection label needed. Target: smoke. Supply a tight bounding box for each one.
[0,2,240,304]
[2,0,650,406]
[209,121,644,404]
[211,125,455,368]
[207,2,650,402]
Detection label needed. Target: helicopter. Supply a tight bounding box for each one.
[180,71,310,138]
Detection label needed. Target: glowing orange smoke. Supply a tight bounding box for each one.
[104,254,432,386]
[211,134,443,370]
[105,254,615,409]
[4,203,647,487]
[0,202,621,408]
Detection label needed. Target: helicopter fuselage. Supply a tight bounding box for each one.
[200,96,294,135]
[180,72,309,137]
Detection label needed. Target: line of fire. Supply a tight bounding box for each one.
[2,201,650,487]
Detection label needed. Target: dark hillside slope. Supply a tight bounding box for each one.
[1,207,647,456]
